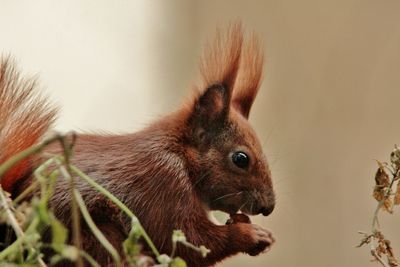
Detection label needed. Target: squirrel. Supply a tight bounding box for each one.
[0,23,275,267]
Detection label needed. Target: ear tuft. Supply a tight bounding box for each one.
[187,23,264,137]
[199,22,243,94]
[232,32,264,118]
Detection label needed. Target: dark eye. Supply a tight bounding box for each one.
[232,151,249,169]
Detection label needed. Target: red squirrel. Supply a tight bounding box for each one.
[0,24,275,266]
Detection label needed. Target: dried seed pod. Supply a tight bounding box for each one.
[373,166,394,212]
[383,197,394,214]
[394,181,400,206]
[373,187,394,213]
[375,167,390,188]
[385,239,399,267]
[373,187,385,202]
[390,146,400,167]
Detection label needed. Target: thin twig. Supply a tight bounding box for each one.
[369,161,399,267]
[12,180,38,204]
[80,250,101,267]
[73,189,121,267]
[0,186,24,237]
[0,135,62,180]
[0,235,24,260]
[70,165,161,258]
[0,187,47,267]
[55,146,84,267]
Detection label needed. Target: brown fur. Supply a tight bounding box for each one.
[0,24,275,267]
[0,57,57,192]
[232,33,264,118]
[199,23,243,94]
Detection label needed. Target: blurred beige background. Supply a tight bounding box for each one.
[1,0,400,266]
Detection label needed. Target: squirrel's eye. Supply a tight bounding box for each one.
[232,151,249,169]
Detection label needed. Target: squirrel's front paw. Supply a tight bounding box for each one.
[247,224,274,256]
[234,223,275,256]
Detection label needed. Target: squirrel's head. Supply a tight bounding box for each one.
[184,23,275,217]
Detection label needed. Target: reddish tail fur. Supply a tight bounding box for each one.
[0,57,57,192]
[1,23,275,267]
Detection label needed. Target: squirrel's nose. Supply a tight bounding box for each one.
[258,204,274,216]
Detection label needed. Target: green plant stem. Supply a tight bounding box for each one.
[0,135,62,181]
[0,133,163,264]
[73,189,121,267]
[79,251,101,267]
[0,235,23,260]
[55,157,83,267]
[0,191,47,267]
[70,165,161,258]
[171,241,177,259]
[0,187,24,238]
[34,158,59,208]
[56,158,121,266]
[24,216,40,235]
[12,181,38,204]
[0,217,40,261]
[180,241,209,257]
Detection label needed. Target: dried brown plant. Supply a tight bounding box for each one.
[358,145,400,267]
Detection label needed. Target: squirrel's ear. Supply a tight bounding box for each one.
[188,23,243,137]
[232,34,264,119]
[190,84,230,134]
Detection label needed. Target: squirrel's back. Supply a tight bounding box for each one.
[0,57,58,192]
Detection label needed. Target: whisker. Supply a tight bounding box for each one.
[238,197,250,211]
[212,191,243,202]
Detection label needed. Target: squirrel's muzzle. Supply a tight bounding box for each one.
[241,189,275,216]
[258,190,275,216]
[258,203,275,216]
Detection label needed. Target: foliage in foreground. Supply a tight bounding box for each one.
[358,145,400,267]
[0,135,209,267]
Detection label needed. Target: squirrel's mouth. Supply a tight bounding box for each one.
[202,189,275,218]
[211,199,274,217]
[240,201,275,217]
[203,199,275,227]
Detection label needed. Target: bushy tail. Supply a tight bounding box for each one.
[0,57,58,192]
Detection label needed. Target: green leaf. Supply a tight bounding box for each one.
[171,257,187,267]
[123,217,144,257]
[50,254,64,265]
[35,200,50,224]
[50,217,68,252]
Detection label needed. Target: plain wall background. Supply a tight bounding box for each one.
[1,1,400,266]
